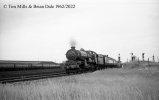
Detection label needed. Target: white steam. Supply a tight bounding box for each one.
[69,39,77,47]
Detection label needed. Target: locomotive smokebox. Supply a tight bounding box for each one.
[66,46,79,60]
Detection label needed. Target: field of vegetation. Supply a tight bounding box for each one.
[0,62,159,100]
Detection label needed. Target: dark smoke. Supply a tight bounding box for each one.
[70,39,77,47]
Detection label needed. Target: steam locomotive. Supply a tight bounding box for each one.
[65,46,121,72]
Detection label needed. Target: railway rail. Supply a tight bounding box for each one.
[0,71,67,83]
[0,69,80,84]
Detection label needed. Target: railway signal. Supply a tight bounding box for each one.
[130,53,133,62]
[153,54,155,62]
[118,54,120,62]
[142,53,145,61]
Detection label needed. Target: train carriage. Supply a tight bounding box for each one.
[0,60,60,71]
[15,63,30,69]
[0,63,14,68]
[31,63,43,68]
[0,63,14,71]
[97,54,104,65]
[42,63,50,68]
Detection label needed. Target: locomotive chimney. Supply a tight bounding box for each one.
[71,46,75,49]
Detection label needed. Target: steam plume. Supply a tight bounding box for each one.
[70,39,77,47]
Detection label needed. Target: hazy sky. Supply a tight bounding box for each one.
[0,0,159,63]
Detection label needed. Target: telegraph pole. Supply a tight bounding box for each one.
[118,54,121,67]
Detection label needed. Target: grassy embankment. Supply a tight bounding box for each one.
[0,62,159,100]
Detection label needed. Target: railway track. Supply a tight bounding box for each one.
[0,68,84,84]
[0,68,94,84]
[0,71,69,84]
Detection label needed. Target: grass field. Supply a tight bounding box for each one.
[0,62,159,100]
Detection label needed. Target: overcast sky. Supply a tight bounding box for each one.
[0,0,159,63]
